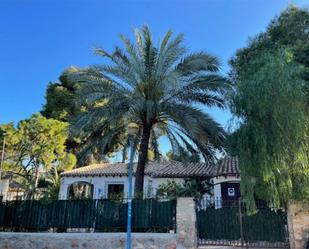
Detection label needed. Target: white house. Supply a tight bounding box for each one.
[59,156,240,201]
[0,172,25,201]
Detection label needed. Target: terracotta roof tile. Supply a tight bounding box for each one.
[60,157,240,178]
[9,181,25,190]
[146,161,213,178]
[61,163,132,177]
[212,156,240,176]
[61,160,213,178]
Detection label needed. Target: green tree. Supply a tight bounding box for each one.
[156,179,212,199]
[230,50,309,209]
[229,6,309,209]
[41,67,81,122]
[69,26,229,193]
[41,68,113,166]
[230,6,309,103]
[0,114,76,198]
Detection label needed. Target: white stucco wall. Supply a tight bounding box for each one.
[59,175,184,200]
[0,179,10,201]
[59,176,128,200]
[59,174,241,201]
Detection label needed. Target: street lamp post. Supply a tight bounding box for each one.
[126,123,138,249]
[0,134,5,180]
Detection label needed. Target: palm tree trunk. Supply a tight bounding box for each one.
[134,123,151,195]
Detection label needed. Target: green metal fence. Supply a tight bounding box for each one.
[196,198,289,247]
[0,199,176,233]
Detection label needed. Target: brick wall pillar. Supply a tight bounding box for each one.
[288,202,309,249]
[176,197,197,249]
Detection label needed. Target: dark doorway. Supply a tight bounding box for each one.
[221,182,240,206]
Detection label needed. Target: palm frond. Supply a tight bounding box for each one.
[161,102,226,147]
[176,52,220,75]
[176,92,226,108]
[162,74,230,105]
[156,33,186,77]
[71,26,228,167]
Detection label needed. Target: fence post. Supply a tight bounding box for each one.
[176,197,197,249]
[238,198,244,247]
[93,199,98,232]
[287,202,309,249]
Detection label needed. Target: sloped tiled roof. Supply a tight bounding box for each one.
[61,162,132,177]
[146,161,213,178]
[61,156,240,178]
[61,160,213,178]
[212,156,240,176]
[9,181,25,190]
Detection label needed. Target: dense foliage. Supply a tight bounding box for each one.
[229,6,309,208]
[41,70,80,122]
[41,68,110,166]
[230,6,309,106]
[68,26,229,193]
[156,179,212,199]
[0,114,76,199]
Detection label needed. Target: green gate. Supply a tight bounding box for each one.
[196,198,289,247]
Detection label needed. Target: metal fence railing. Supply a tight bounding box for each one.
[0,198,176,233]
[0,191,25,202]
[196,197,289,248]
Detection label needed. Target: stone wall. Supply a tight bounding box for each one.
[176,198,197,249]
[0,233,178,249]
[288,202,309,249]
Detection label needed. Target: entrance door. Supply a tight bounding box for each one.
[221,182,240,206]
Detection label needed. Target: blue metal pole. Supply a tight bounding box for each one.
[126,139,134,249]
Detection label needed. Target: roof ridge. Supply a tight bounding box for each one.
[60,158,239,178]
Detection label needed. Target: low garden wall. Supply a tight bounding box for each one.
[5,198,309,249]
[0,232,178,249]
[0,198,197,249]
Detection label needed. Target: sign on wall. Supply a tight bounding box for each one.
[227,187,235,197]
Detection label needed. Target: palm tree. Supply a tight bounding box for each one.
[69,26,229,194]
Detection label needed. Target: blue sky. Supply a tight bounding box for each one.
[0,0,308,155]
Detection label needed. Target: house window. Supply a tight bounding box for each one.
[68,181,94,200]
[108,184,124,198]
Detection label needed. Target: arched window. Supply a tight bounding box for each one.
[67,181,94,200]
